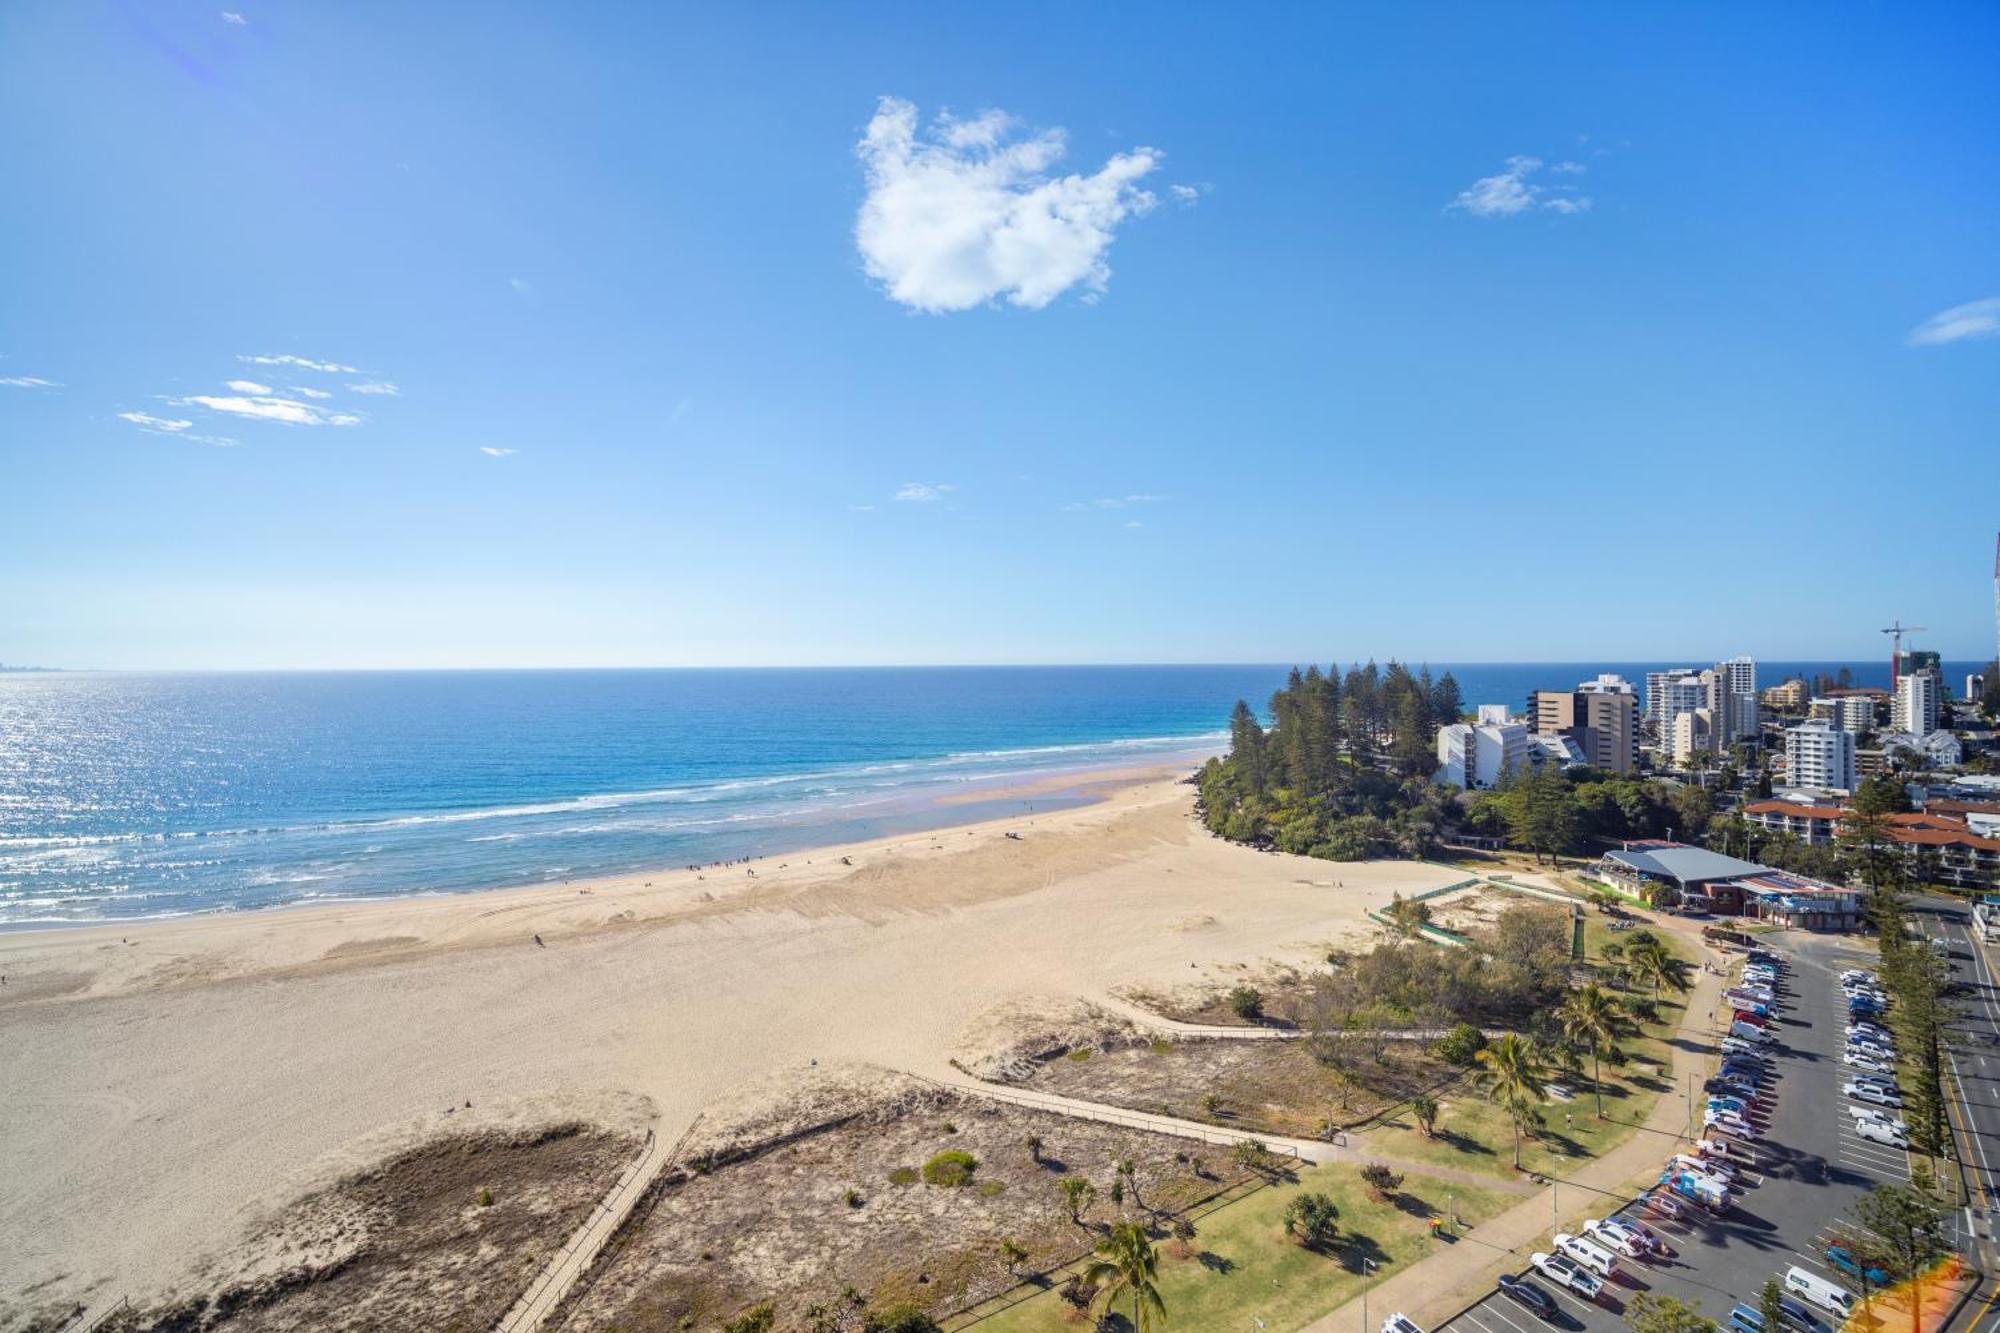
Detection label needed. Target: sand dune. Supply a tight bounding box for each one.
[0,767,1461,1318]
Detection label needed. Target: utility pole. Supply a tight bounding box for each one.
[1361,1257,1377,1333]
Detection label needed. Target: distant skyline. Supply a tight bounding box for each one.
[3,4,1998,669]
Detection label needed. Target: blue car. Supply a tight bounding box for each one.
[1827,1243,1890,1286]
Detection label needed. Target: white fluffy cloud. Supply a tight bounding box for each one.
[854,96,1162,312]
[1907,298,2000,347]
[1449,156,1591,218]
[225,379,274,394]
[893,481,955,503]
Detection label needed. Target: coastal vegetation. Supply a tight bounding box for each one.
[1197,664,1721,863]
[1197,662,1463,859]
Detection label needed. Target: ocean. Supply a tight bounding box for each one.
[0,660,1979,926]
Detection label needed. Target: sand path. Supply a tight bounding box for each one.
[0,770,1460,1316]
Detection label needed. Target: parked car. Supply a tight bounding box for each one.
[1382,1316,1425,1333]
[1641,1189,1688,1221]
[1530,1250,1604,1299]
[1553,1232,1620,1278]
[1827,1242,1891,1286]
[1581,1216,1648,1259]
[1845,1081,1902,1107]
[1497,1274,1560,1320]
[1855,1117,1909,1148]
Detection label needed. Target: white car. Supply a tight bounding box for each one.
[1720,1037,1759,1056]
[1529,1250,1603,1299]
[1553,1231,1620,1278]
[1845,1081,1902,1107]
[1704,1110,1758,1139]
[1856,1117,1909,1148]
[1382,1317,1424,1333]
[1581,1217,1648,1259]
[1850,1106,1909,1132]
[1845,1053,1895,1075]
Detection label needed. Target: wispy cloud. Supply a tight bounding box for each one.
[479,446,518,457]
[1907,298,2000,348]
[0,375,60,388]
[220,10,246,23]
[239,353,360,374]
[118,411,194,432]
[1123,519,1143,529]
[117,410,236,447]
[293,385,333,400]
[225,379,273,394]
[178,394,362,426]
[1067,493,1164,512]
[1168,183,1210,207]
[1449,156,1591,218]
[854,96,1161,312]
[893,481,955,503]
[348,381,400,396]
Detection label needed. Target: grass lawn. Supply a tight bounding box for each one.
[963,1164,1516,1333]
[1349,927,1695,1183]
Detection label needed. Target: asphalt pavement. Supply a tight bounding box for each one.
[1435,931,1915,1333]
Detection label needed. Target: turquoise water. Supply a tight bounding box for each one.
[0,660,1970,925]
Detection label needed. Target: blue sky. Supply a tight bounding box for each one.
[2,2,1997,669]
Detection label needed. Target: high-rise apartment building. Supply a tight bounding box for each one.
[1809,695,1876,733]
[1532,675,1637,775]
[1893,670,1940,738]
[1435,704,1528,790]
[1785,720,1857,793]
[1714,656,1759,743]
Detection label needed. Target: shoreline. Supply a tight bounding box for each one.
[0,740,1216,940]
[0,758,1195,999]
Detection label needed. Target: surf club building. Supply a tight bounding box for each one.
[1586,839,1859,930]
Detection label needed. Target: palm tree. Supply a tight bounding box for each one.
[1623,936,1691,997]
[1474,1033,1549,1171]
[1557,984,1625,1118]
[1083,1221,1167,1333]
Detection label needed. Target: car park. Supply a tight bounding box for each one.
[1497,1273,1559,1320]
[1529,1250,1603,1298]
[1553,1231,1620,1278]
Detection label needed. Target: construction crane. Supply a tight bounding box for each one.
[1882,619,1928,691]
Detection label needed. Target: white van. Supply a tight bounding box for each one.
[1731,1020,1775,1044]
[1785,1266,1855,1317]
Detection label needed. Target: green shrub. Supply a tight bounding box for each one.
[475,1187,493,1207]
[888,1166,919,1186]
[1229,985,1265,1022]
[976,1179,1005,1197]
[1066,1048,1092,1062]
[1283,1192,1341,1249]
[722,1304,775,1333]
[921,1149,979,1187]
[864,1308,943,1333]
[1438,1022,1487,1066]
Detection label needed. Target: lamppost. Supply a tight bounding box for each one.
[1360,1257,1378,1333]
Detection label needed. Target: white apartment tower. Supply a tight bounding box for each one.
[1893,670,1940,739]
[1785,720,1857,793]
[1714,656,1759,743]
[1435,705,1528,790]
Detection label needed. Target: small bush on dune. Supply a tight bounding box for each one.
[921,1149,979,1187]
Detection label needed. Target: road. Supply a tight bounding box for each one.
[1433,930,1919,1333]
[1912,896,2000,1332]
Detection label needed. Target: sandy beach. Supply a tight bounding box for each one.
[0,764,1463,1319]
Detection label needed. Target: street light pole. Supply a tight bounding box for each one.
[1361,1257,1377,1333]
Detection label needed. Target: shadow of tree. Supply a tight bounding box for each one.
[1195,1250,1235,1274]
[1339,1232,1391,1274]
